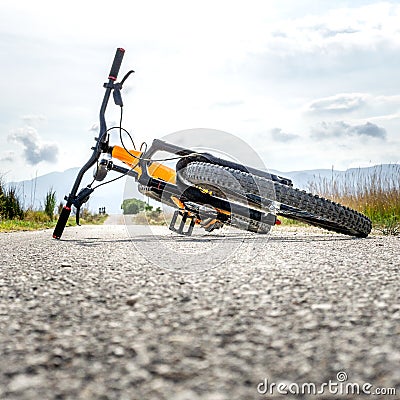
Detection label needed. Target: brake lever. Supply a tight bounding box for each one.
[75,206,81,226]
[111,70,134,107]
[113,84,123,106]
[72,187,94,226]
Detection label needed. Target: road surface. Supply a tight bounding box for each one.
[0,224,399,399]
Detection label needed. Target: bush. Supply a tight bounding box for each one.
[121,198,148,214]
[71,207,107,225]
[24,209,51,223]
[0,179,24,220]
[44,188,57,221]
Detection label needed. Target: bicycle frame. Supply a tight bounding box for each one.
[108,139,276,229]
[53,48,277,239]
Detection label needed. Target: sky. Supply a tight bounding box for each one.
[1,0,399,182]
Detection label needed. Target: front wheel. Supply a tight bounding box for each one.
[178,162,372,237]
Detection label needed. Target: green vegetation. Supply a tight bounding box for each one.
[278,217,308,227]
[129,209,166,225]
[44,188,57,221]
[0,210,107,232]
[121,198,148,214]
[122,198,166,225]
[308,165,400,235]
[0,176,24,220]
[0,174,107,232]
[0,205,57,232]
[69,208,109,226]
[0,219,56,232]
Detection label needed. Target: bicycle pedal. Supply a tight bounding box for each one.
[169,210,195,236]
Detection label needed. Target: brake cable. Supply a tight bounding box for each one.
[84,71,205,199]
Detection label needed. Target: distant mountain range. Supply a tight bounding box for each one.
[9,167,141,214]
[9,163,399,214]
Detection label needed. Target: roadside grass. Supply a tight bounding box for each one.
[67,211,109,226]
[0,208,108,233]
[0,219,57,232]
[1,171,109,233]
[308,165,400,235]
[127,210,169,226]
[277,217,308,227]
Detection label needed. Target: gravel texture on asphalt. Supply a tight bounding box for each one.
[0,224,399,400]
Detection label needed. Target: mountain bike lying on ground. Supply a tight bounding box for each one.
[53,48,372,240]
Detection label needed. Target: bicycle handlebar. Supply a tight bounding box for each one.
[109,48,125,81]
[53,47,126,240]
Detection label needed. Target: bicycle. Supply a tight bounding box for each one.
[53,48,372,240]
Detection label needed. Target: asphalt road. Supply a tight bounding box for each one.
[0,223,399,399]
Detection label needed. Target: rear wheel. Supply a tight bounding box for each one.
[178,162,372,237]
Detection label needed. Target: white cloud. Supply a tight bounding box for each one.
[305,93,400,124]
[8,127,59,165]
[311,121,387,140]
[236,2,400,93]
[307,93,368,114]
[265,2,400,55]
[270,128,299,142]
